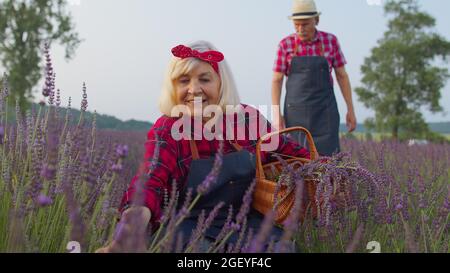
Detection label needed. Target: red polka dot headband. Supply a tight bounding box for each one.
[171,45,224,74]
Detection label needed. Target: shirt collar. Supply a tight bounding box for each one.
[296,29,320,45]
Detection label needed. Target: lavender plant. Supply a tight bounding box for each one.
[0,45,448,253]
[0,46,131,253]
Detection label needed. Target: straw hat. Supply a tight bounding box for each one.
[288,0,321,20]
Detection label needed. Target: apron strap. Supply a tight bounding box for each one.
[229,140,243,151]
[189,139,200,160]
[294,35,299,56]
[319,41,324,56]
[189,140,243,160]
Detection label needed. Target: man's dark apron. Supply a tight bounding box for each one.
[177,139,283,247]
[284,41,340,156]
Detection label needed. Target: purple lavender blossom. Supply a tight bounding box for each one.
[246,210,276,253]
[0,126,4,144]
[56,88,61,107]
[116,144,129,158]
[42,43,54,98]
[202,202,224,233]
[36,194,53,207]
[81,82,88,111]
[235,180,256,229]
[196,143,223,195]
[40,163,57,180]
[186,210,206,251]
[395,203,404,211]
[111,163,123,173]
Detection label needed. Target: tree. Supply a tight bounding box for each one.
[0,0,81,113]
[355,0,450,140]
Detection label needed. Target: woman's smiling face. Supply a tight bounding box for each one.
[174,61,221,116]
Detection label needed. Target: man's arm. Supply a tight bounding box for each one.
[271,72,285,131]
[335,66,356,132]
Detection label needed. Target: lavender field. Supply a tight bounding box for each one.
[0,50,448,253]
[1,100,448,253]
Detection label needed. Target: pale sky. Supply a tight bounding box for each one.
[30,0,450,123]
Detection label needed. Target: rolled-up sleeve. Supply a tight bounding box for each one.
[332,36,347,68]
[273,42,288,75]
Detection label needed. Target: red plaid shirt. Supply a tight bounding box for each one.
[120,104,310,227]
[273,30,347,82]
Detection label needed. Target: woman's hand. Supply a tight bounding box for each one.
[95,206,151,253]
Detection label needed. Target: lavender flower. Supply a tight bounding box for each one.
[186,210,206,251]
[345,223,365,253]
[209,205,234,251]
[62,179,86,246]
[81,82,88,111]
[246,210,276,253]
[40,163,57,180]
[0,126,4,144]
[48,73,56,105]
[231,217,248,253]
[235,180,256,228]
[116,144,129,158]
[279,176,305,244]
[175,232,185,253]
[0,49,448,255]
[56,88,61,107]
[196,142,223,195]
[111,163,123,173]
[36,194,53,207]
[201,202,224,232]
[42,43,54,98]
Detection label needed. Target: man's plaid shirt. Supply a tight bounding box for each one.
[273,30,347,83]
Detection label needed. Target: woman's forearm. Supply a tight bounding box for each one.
[122,206,151,226]
[117,205,152,241]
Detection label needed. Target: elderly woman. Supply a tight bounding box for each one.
[97,41,310,253]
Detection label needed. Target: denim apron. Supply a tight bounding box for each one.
[284,40,340,156]
[177,139,283,247]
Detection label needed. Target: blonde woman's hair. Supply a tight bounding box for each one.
[159,40,241,116]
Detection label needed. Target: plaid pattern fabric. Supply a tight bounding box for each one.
[120,104,310,227]
[273,30,347,82]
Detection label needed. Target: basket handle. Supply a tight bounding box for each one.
[255,127,318,180]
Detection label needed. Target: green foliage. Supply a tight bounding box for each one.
[0,0,81,113]
[355,0,450,140]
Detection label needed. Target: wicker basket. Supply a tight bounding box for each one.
[252,127,320,225]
